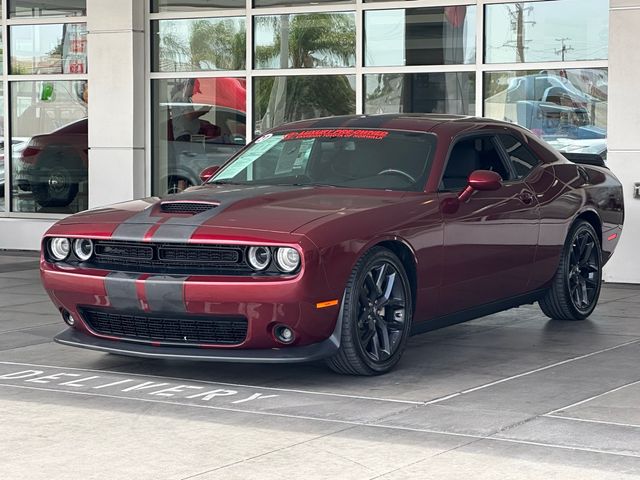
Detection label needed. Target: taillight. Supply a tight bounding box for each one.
[21,147,41,158]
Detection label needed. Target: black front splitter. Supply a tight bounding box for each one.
[54,328,340,364]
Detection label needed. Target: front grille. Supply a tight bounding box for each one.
[81,308,248,345]
[95,243,153,261]
[160,202,218,215]
[159,245,239,264]
[91,240,250,275]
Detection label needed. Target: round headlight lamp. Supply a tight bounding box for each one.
[275,247,301,273]
[73,239,94,261]
[247,246,271,271]
[49,238,71,261]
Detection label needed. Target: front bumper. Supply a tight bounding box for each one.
[54,325,341,363]
[41,246,344,358]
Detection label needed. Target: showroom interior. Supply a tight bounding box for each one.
[0,0,636,285]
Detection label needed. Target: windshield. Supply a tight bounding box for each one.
[209,129,436,191]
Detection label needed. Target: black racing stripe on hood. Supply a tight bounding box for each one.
[111,202,157,241]
[150,184,301,243]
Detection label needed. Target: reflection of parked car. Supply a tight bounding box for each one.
[490,73,606,142]
[15,107,246,207]
[43,114,623,375]
[15,118,88,208]
[159,105,246,193]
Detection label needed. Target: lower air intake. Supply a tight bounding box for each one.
[80,308,248,346]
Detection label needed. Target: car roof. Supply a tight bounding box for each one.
[269,114,516,135]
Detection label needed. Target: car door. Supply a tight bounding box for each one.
[437,133,540,317]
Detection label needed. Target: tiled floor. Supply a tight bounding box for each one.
[1,252,640,479]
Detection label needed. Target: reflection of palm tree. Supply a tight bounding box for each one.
[255,14,355,68]
[158,19,246,71]
[255,13,356,131]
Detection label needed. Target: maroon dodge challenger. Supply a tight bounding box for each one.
[41,115,624,375]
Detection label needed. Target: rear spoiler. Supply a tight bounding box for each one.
[561,152,607,168]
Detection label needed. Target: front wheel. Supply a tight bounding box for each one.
[539,220,602,321]
[326,247,413,375]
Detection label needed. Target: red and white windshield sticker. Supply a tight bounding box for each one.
[283,129,389,141]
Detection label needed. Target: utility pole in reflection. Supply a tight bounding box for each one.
[555,37,574,61]
[503,3,535,62]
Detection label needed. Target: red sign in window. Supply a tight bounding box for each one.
[283,129,389,141]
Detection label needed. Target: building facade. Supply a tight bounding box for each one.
[0,0,637,283]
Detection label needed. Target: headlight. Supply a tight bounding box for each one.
[275,247,300,273]
[247,246,271,271]
[73,239,94,261]
[49,238,70,261]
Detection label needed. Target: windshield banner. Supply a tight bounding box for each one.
[283,129,389,141]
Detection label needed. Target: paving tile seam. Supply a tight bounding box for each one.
[3,383,640,461]
[0,340,54,353]
[422,337,640,406]
[0,360,425,405]
[544,414,640,430]
[0,322,61,335]
[177,424,359,480]
[544,377,640,416]
[367,437,484,480]
[597,295,640,304]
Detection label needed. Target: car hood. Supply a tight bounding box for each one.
[55,184,409,238]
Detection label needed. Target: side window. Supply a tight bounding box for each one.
[497,134,541,179]
[441,136,511,190]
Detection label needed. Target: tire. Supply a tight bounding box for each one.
[539,220,602,321]
[326,247,413,375]
[31,154,81,208]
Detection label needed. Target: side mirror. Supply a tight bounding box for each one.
[458,170,502,202]
[199,165,220,183]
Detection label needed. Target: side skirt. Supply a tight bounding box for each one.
[410,289,547,336]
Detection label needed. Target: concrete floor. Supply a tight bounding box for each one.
[1,252,640,479]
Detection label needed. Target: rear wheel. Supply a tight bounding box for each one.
[327,247,413,375]
[31,153,81,208]
[539,220,602,321]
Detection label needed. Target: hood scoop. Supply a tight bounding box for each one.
[160,201,219,215]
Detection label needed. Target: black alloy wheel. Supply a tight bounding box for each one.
[357,262,408,362]
[539,220,602,321]
[567,228,601,312]
[32,156,80,208]
[327,247,413,375]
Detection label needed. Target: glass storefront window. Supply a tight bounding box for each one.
[9,0,86,18]
[10,81,88,213]
[254,75,356,134]
[485,0,608,63]
[484,69,608,154]
[152,18,246,72]
[10,24,87,75]
[365,7,476,67]
[152,78,247,195]
[255,0,353,6]
[151,0,244,13]
[365,72,475,115]
[254,13,356,69]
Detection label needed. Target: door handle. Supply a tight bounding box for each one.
[518,190,534,205]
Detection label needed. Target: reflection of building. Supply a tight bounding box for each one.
[0,0,638,284]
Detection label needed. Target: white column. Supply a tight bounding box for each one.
[86,0,146,208]
[604,0,640,283]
